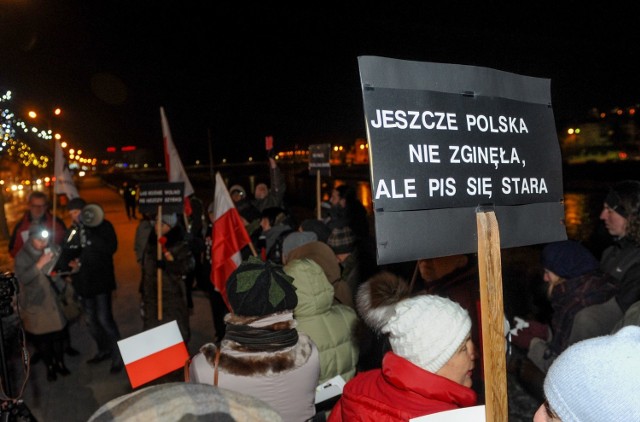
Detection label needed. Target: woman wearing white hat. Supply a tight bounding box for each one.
[328,272,477,421]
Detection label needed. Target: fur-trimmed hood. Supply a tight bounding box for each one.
[200,314,313,377]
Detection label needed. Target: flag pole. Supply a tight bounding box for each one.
[316,170,321,220]
[248,239,258,257]
[207,128,215,185]
[51,139,58,242]
[156,205,163,320]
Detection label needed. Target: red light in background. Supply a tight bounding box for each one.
[106,147,117,153]
[121,146,137,152]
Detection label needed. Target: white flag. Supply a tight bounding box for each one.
[54,140,79,199]
[160,107,194,197]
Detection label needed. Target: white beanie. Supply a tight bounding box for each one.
[544,325,640,422]
[383,295,471,373]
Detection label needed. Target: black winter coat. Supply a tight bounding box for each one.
[69,220,118,297]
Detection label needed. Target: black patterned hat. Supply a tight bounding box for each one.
[226,256,298,317]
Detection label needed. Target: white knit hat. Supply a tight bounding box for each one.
[544,325,640,422]
[382,295,471,373]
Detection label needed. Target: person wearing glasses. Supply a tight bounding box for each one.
[9,191,66,258]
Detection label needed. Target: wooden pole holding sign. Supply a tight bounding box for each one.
[316,170,321,220]
[156,205,163,320]
[476,207,508,422]
[138,182,186,321]
[309,143,331,221]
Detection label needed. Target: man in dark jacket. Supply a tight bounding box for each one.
[64,197,123,373]
[567,180,640,344]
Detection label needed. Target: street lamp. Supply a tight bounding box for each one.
[27,107,64,225]
[27,108,62,140]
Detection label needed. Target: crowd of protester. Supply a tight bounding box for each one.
[7,160,640,420]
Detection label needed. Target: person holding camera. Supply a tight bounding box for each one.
[64,197,124,374]
[8,191,66,258]
[14,225,70,382]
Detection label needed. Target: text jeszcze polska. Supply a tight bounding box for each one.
[370,109,547,200]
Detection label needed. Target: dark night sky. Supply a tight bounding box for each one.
[1,2,639,164]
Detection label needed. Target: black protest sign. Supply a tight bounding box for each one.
[138,182,184,214]
[359,56,567,264]
[309,143,331,176]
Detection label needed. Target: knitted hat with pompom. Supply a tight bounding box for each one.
[382,295,471,373]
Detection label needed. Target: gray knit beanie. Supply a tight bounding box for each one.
[162,213,178,228]
[544,325,640,422]
[282,231,317,259]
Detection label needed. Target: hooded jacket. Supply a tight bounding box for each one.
[284,258,359,384]
[328,352,477,421]
[188,313,320,422]
[15,240,67,335]
[286,241,354,308]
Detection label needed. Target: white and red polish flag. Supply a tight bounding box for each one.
[211,172,251,308]
[160,106,194,215]
[54,140,79,199]
[118,320,188,389]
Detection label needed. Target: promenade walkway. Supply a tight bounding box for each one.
[1,177,215,421]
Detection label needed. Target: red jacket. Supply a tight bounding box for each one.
[328,352,477,422]
[9,212,66,258]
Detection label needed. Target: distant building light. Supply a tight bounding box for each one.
[106,146,117,153]
[121,146,136,152]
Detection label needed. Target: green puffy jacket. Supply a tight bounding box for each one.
[284,258,359,384]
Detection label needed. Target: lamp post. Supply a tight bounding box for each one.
[27,107,63,238]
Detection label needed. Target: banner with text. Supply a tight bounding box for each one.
[138,182,185,214]
[359,56,566,264]
[309,143,331,176]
